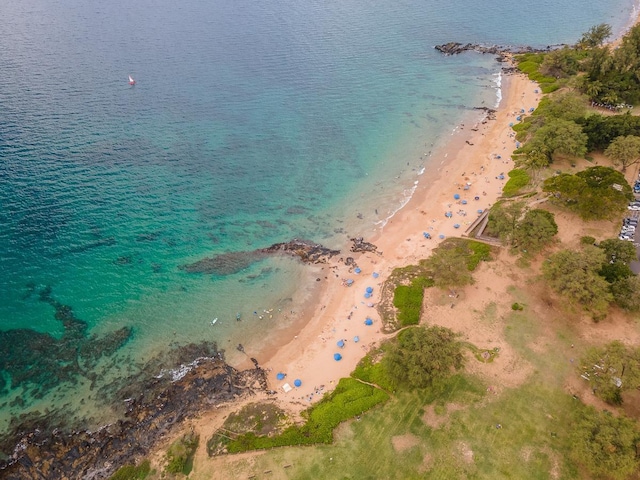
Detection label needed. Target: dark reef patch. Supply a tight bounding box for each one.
[0,286,132,399]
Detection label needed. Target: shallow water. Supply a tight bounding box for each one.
[0,0,637,436]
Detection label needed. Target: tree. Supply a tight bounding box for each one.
[577,24,613,49]
[422,239,478,288]
[542,247,613,317]
[599,238,638,264]
[542,91,588,121]
[383,326,464,389]
[528,119,588,161]
[543,166,633,220]
[605,135,640,172]
[611,275,640,311]
[570,405,640,479]
[513,209,558,253]
[580,341,640,404]
[540,47,582,78]
[486,201,525,244]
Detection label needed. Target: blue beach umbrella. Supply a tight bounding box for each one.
[364,318,373,326]
[509,122,514,127]
[461,199,467,205]
[337,339,345,348]
[276,372,286,380]
[454,193,460,200]
[294,379,302,387]
[364,292,371,298]
[366,286,373,294]
[372,272,379,278]
[454,224,460,229]
[354,267,361,274]
[477,209,484,214]
[346,279,354,286]
[445,211,452,218]
[439,234,445,239]
[353,336,360,343]
[334,353,342,361]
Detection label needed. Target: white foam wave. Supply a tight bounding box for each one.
[155,356,217,382]
[493,71,503,108]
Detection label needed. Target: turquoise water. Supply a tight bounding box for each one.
[0,0,638,433]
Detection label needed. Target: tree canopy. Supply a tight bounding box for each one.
[605,135,640,172]
[577,23,613,49]
[513,208,558,253]
[542,247,613,317]
[579,341,640,404]
[383,326,464,389]
[570,405,640,479]
[543,166,632,220]
[421,238,491,288]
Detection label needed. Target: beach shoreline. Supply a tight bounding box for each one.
[222,59,541,414]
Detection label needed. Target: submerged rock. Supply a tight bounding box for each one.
[180,238,341,275]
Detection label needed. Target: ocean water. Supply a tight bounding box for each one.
[0,0,637,436]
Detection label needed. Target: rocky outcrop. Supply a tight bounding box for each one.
[260,239,340,263]
[0,343,267,480]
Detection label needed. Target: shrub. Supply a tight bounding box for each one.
[222,378,388,452]
[393,277,433,326]
[580,236,596,245]
[502,169,531,197]
[109,460,151,480]
[166,432,199,475]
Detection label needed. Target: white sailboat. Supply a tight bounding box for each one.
[128,75,136,86]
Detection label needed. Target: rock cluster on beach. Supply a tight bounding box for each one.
[0,342,267,480]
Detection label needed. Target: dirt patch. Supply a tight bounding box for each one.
[422,403,465,429]
[391,434,421,452]
[458,441,474,464]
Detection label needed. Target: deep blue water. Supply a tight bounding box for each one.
[0,0,637,432]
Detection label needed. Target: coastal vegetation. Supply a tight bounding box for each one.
[67,22,640,480]
[383,326,465,389]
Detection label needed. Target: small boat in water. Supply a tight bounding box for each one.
[128,75,136,86]
[211,317,218,326]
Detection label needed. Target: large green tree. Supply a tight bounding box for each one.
[486,201,525,244]
[580,341,640,404]
[513,209,558,253]
[605,135,640,172]
[542,247,613,317]
[611,275,640,311]
[570,405,640,480]
[577,23,613,49]
[384,326,464,389]
[599,238,639,264]
[527,119,588,161]
[543,166,633,220]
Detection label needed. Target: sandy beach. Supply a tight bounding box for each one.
[242,63,542,413]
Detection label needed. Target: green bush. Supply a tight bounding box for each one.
[511,302,524,311]
[467,241,492,270]
[580,236,596,245]
[502,169,531,197]
[223,378,389,453]
[109,460,151,480]
[351,347,394,391]
[393,277,433,326]
[166,432,199,475]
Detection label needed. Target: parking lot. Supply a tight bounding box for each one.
[625,197,640,274]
